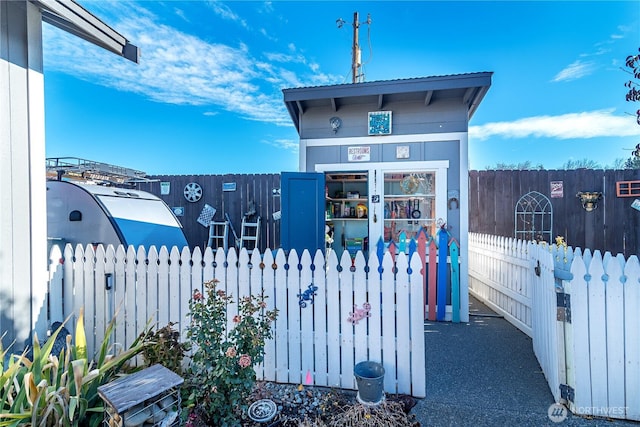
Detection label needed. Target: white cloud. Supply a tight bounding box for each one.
[262,138,298,152]
[42,3,340,126]
[206,1,248,29]
[470,109,640,141]
[552,60,596,82]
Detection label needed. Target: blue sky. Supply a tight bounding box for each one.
[43,1,640,175]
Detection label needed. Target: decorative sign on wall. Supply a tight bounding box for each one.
[222,182,237,192]
[196,204,216,227]
[396,145,410,159]
[368,111,392,135]
[348,146,371,162]
[172,206,184,216]
[551,181,564,198]
[160,182,170,195]
[632,199,640,212]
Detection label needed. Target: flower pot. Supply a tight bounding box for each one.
[354,361,385,405]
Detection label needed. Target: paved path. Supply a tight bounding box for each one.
[410,296,638,427]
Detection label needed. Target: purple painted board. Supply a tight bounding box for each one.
[428,238,437,321]
[437,229,448,321]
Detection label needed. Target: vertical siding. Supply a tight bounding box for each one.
[468,170,640,257]
[135,174,280,251]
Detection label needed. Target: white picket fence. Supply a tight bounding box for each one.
[47,244,426,397]
[468,233,533,336]
[468,232,640,421]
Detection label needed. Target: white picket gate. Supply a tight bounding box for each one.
[468,232,640,421]
[47,244,426,397]
[561,250,640,421]
[468,233,533,336]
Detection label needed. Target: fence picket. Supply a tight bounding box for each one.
[93,245,107,355]
[326,250,341,388]
[567,255,592,415]
[427,239,437,321]
[169,247,181,326]
[624,256,640,421]
[381,252,396,393]
[274,249,289,383]
[83,245,96,359]
[300,250,314,385]
[287,249,302,385]
[353,251,368,368]
[605,258,625,414]
[409,253,426,397]
[312,250,327,387]
[261,249,277,382]
[588,253,608,413]
[154,247,166,328]
[339,251,355,390]
[396,253,411,393]
[367,253,383,367]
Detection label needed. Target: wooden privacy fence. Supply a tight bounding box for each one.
[468,232,640,421]
[46,238,471,398]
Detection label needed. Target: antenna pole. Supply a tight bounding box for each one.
[352,11,359,83]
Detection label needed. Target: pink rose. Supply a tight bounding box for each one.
[238,354,252,368]
[226,347,237,358]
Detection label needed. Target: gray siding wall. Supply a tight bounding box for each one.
[301,98,466,243]
[299,98,468,139]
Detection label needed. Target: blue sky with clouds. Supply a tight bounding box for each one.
[42,1,640,175]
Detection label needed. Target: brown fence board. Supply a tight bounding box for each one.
[134,174,280,251]
[469,169,639,257]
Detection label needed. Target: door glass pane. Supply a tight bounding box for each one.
[383,172,436,245]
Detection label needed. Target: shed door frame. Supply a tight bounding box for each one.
[315,160,449,249]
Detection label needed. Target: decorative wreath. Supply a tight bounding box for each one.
[400,175,419,194]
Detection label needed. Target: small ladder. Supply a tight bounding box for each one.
[207,221,229,253]
[240,216,261,253]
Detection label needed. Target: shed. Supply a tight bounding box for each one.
[281,73,492,322]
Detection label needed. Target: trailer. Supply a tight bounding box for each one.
[47,180,188,251]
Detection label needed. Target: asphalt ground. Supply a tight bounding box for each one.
[409,295,639,427]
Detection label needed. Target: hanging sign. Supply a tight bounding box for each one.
[348,146,370,162]
[222,182,236,192]
[160,182,170,195]
[550,181,563,198]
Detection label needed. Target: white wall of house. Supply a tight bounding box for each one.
[0,0,49,350]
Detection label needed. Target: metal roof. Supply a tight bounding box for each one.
[283,72,492,133]
[31,0,138,63]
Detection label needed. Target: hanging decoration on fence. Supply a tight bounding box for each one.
[298,284,318,308]
[347,302,371,324]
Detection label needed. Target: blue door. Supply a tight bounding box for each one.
[281,172,325,254]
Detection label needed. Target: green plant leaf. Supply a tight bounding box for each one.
[75,308,87,363]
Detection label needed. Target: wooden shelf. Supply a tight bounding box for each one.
[327,197,368,202]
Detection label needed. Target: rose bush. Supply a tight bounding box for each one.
[185,279,277,426]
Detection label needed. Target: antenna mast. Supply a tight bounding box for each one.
[337,12,371,83]
[351,12,360,84]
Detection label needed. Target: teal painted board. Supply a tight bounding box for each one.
[450,240,460,323]
[437,229,448,321]
[398,231,407,253]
